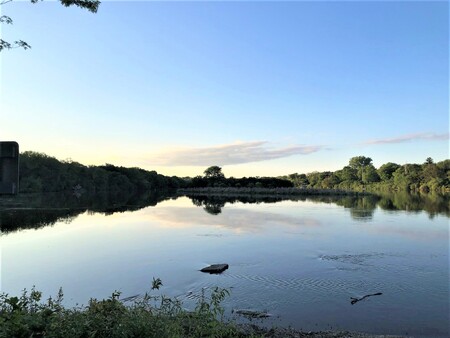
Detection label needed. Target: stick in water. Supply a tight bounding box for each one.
[350,292,383,305]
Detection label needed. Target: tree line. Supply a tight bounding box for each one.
[14,152,449,194]
[280,156,449,193]
[187,165,293,189]
[19,151,186,193]
[17,153,294,193]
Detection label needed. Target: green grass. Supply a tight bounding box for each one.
[0,279,255,338]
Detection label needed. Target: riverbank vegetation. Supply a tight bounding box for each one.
[15,152,449,195]
[280,156,449,194]
[182,158,449,194]
[18,151,186,194]
[0,282,249,338]
[0,284,397,338]
[188,166,293,189]
[17,153,295,194]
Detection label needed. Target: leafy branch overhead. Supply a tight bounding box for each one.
[0,0,100,51]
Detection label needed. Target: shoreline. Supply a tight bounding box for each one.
[237,324,409,337]
[178,187,370,196]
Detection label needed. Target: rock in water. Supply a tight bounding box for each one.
[200,264,229,274]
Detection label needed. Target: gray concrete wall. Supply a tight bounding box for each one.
[0,142,19,194]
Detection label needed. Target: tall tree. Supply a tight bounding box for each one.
[349,156,373,181]
[349,156,373,169]
[203,166,225,179]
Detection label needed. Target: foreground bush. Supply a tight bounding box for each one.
[0,279,249,338]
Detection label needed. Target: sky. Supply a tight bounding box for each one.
[1,0,448,178]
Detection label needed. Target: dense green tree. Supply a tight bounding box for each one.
[203,166,225,179]
[286,173,309,187]
[349,156,373,169]
[349,156,373,181]
[436,160,450,187]
[306,171,322,187]
[191,176,208,188]
[297,156,448,193]
[378,162,401,181]
[436,159,450,172]
[393,164,422,190]
[362,165,380,183]
[321,174,341,189]
[18,151,181,193]
[422,163,441,182]
[336,166,358,182]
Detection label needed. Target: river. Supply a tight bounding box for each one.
[1,192,448,337]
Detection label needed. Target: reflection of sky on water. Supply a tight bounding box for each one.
[143,197,448,242]
[1,196,448,336]
[361,213,449,242]
[145,206,321,234]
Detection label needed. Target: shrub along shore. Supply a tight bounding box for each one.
[0,284,405,338]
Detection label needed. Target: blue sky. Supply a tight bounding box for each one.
[1,1,448,177]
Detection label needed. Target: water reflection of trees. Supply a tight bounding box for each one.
[2,191,448,233]
[190,195,286,215]
[0,191,172,233]
[376,192,450,219]
[189,194,380,220]
[335,195,379,221]
[186,193,449,220]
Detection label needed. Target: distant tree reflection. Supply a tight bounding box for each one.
[191,196,226,215]
[2,191,448,233]
[0,190,171,233]
[186,193,449,220]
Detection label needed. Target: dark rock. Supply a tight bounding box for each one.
[200,263,229,274]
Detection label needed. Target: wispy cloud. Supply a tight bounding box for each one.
[363,132,449,145]
[147,141,323,166]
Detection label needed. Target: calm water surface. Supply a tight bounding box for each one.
[1,193,448,337]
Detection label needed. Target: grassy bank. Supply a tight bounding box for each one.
[0,281,410,338]
[0,285,407,338]
[0,281,250,338]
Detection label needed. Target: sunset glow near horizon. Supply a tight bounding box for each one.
[1,1,448,178]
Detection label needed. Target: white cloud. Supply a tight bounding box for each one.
[363,132,449,145]
[147,141,323,166]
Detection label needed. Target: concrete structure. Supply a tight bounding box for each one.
[0,142,19,194]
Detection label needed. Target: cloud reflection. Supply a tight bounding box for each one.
[144,206,321,234]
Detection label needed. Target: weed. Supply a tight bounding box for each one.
[0,280,255,338]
